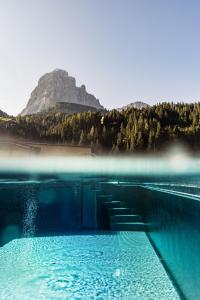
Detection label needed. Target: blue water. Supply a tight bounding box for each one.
[0,172,200,299]
[0,232,179,300]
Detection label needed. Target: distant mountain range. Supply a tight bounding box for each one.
[20,69,151,116]
[1,100,149,118]
[1,69,151,117]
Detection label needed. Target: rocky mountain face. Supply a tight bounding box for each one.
[118,101,149,111]
[0,109,7,117]
[49,102,99,115]
[21,69,104,115]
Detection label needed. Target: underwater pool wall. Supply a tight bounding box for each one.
[0,178,108,246]
[129,186,200,300]
[99,182,200,300]
[1,175,200,299]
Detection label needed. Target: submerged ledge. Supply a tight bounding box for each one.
[143,185,200,201]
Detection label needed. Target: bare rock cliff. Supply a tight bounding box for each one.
[21,69,104,115]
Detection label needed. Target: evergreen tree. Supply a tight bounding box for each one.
[1,101,200,153]
[79,130,87,145]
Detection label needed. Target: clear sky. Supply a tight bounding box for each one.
[1,0,200,115]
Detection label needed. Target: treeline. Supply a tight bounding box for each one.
[1,102,200,153]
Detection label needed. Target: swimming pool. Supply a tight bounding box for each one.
[0,157,200,299]
[0,232,180,300]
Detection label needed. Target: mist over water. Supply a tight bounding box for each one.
[0,154,199,176]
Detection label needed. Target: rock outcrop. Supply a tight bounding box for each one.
[0,109,8,117]
[21,69,104,115]
[118,101,149,111]
[49,102,99,115]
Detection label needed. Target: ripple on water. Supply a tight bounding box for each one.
[0,233,180,300]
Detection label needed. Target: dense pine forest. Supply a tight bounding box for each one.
[1,102,200,153]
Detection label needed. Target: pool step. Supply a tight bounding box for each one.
[103,201,124,208]
[98,194,112,199]
[110,222,146,231]
[103,200,120,204]
[100,197,145,231]
[110,214,142,222]
[108,207,139,215]
[108,207,133,215]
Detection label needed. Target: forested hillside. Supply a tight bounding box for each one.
[1,102,200,153]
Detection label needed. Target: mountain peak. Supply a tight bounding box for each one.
[53,68,65,72]
[118,101,150,111]
[20,69,104,115]
[0,109,8,117]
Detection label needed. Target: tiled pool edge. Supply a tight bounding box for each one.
[146,232,186,300]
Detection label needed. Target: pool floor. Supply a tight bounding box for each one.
[0,232,180,299]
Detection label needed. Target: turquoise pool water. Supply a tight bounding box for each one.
[1,156,200,299]
[0,232,180,300]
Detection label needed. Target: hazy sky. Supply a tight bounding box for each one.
[1,0,200,115]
